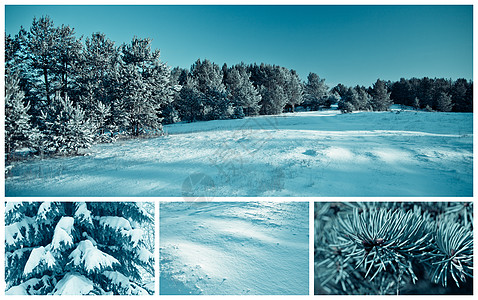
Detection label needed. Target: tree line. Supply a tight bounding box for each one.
[5,16,473,161]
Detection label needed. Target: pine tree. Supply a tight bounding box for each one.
[77,32,120,134]
[315,202,473,295]
[224,66,261,116]
[303,72,329,110]
[38,92,94,155]
[253,64,289,115]
[450,79,472,112]
[5,69,38,161]
[175,76,203,122]
[355,86,372,111]
[436,92,453,112]
[55,24,83,100]
[178,59,232,121]
[413,97,421,110]
[284,70,303,112]
[119,37,172,136]
[371,79,392,111]
[25,16,59,107]
[5,201,155,295]
[338,87,359,113]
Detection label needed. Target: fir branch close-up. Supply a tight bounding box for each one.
[315,202,473,295]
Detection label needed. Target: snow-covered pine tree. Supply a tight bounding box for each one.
[55,24,83,100]
[354,86,372,111]
[259,84,288,115]
[77,32,121,137]
[38,92,94,155]
[303,72,330,111]
[338,87,359,113]
[119,37,171,136]
[5,201,155,295]
[371,79,393,111]
[436,92,453,112]
[254,64,290,115]
[284,69,303,113]
[25,16,59,107]
[175,76,203,122]
[5,69,38,161]
[224,66,261,117]
[189,59,232,120]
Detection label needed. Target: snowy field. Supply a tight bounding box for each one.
[5,109,473,196]
[159,201,309,295]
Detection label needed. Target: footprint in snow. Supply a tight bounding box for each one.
[302,149,317,156]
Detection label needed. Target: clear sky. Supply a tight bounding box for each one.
[4,4,473,87]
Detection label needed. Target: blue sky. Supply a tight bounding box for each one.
[5,5,473,87]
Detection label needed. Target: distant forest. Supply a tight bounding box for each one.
[5,16,473,161]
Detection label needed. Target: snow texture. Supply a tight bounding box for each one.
[99,216,132,231]
[69,240,119,272]
[52,273,94,295]
[5,109,473,196]
[160,202,309,295]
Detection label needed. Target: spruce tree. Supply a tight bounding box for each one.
[5,201,154,295]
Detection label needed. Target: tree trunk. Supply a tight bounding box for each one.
[43,67,50,105]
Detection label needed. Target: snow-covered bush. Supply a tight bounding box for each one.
[315,202,473,295]
[5,201,154,295]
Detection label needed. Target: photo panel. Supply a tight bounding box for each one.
[314,201,473,295]
[4,201,155,295]
[159,200,309,295]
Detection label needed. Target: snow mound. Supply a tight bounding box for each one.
[5,217,36,246]
[37,202,51,217]
[69,240,119,272]
[5,201,21,214]
[99,216,143,247]
[6,278,41,295]
[99,216,132,231]
[75,202,92,224]
[52,273,95,295]
[24,246,56,275]
[51,216,75,250]
[138,247,153,263]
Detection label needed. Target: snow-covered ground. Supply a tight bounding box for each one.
[159,201,309,295]
[5,110,473,196]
